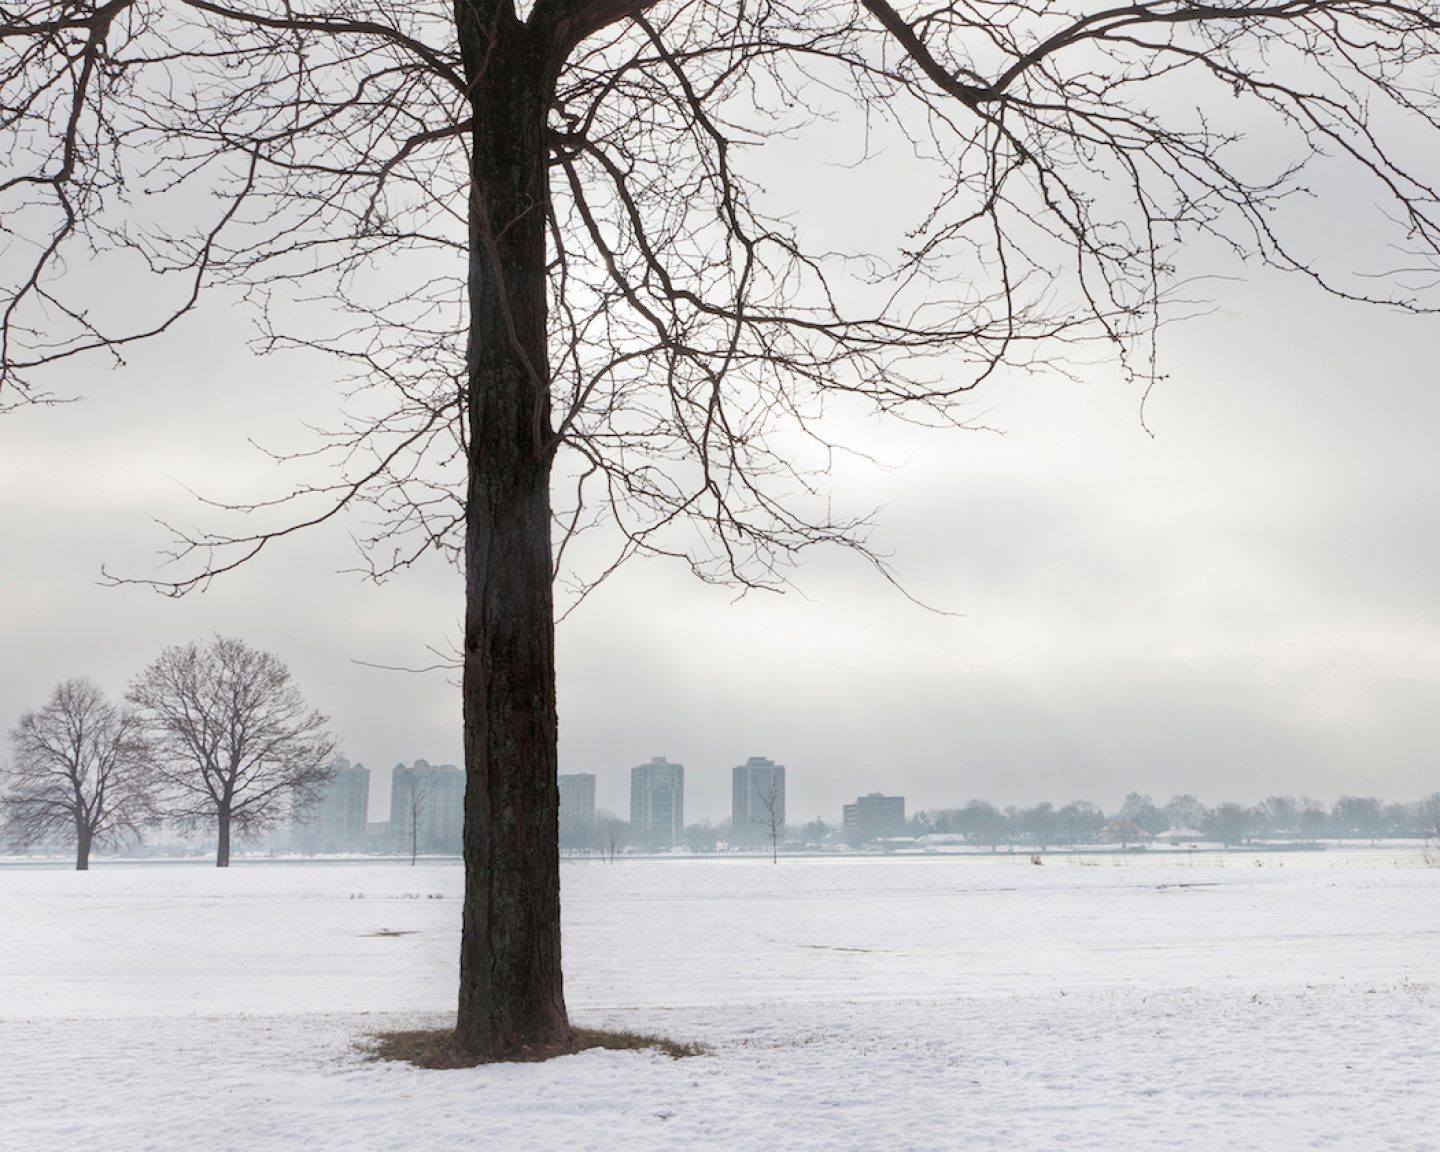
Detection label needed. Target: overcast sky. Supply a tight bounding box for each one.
[5,255,1437,826]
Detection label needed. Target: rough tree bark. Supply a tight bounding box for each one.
[455,3,567,1059]
[217,808,232,869]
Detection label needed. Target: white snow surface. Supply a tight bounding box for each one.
[2,852,1437,1150]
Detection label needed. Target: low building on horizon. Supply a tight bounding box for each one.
[843,792,906,847]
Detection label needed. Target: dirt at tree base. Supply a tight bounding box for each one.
[366,1026,707,1068]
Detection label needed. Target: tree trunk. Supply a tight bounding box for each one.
[75,825,91,871]
[216,808,231,868]
[454,8,568,1060]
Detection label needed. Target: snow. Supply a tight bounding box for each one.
[2,851,1438,1150]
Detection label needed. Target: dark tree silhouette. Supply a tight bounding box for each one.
[2,679,155,870]
[1119,792,1167,835]
[4,0,1440,1058]
[1164,794,1209,834]
[958,799,1012,850]
[1020,802,1058,851]
[1332,794,1385,843]
[1058,801,1106,846]
[128,637,336,867]
[1203,801,1255,846]
[1420,793,1440,842]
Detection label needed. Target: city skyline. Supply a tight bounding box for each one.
[321,752,1429,831]
[6,277,1440,818]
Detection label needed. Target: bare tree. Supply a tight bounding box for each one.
[128,637,336,867]
[751,776,785,864]
[957,799,1011,851]
[595,809,627,864]
[1333,795,1385,843]
[5,0,1440,1058]
[1057,801,1105,847]
[1164,794,1209,834]
[394,764,432,866]
[1019,802,1058,851]
[1419,793,1440,841]
[2,679,155,870]
[1119,792,1167,835]
[1257,795,1299,839]
[1298,797,1330,843]
[1203,801,1255,847]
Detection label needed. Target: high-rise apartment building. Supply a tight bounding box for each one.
[842,793,906,846]
[731,756,786,846]
[292,756,370,853]
[390,758,465,855]
[558,773,597,828]
[630,756,684,850]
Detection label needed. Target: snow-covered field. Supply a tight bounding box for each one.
[2,851,1437,1151]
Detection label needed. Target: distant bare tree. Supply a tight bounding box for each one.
[1020,802,1058,851]
[1332,795,1384,844]
[799,818,833,848]
[1203,802,1255,847]
[683,819,721,854]
[1259,796,1299,838]
[1298,798,1330,843]
[1119,793,1167,836]
[1419,794,1440,842]
[1163,794,1208,833]
[1100,817,1149,850]
[559,817,596,856]
[2,679,155,869]
[1419,794,1440,867]
[958,800,1011,851]
[595,810,627,864]
[751,777,785,864]
[128,637,335,867]
[394,765,432,866]
[1058,801,1105,847]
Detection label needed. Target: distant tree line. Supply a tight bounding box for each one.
[911,792,1440,849]
[1,637,334,869]
[561,790,1440,855]
[558,810,631,860]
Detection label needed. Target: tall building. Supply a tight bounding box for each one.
[843,793,906,846]
[630,756,684,850]
[732,756,786,846]
[390,758,465,855]
[558,773,596,829]
[292,756,370,853]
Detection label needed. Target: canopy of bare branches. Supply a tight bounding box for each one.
[127,635,335,865]
[5,1,1438,599]
[2,678,155,868]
